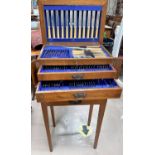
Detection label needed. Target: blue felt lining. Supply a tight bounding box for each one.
[40,46,73,58]
[44,5,102,42]
[44,5,102,11]
[100,46,111,57]
[40,45,110,58]
[39,79,118,91]
[40,65,113,72]
[47,38,99,42]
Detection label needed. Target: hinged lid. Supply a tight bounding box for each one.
[38,0,107,45]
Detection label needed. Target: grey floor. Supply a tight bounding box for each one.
[31,92,123,155]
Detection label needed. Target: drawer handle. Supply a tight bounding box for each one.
[69,100,82,104]
[72,74,84,80]
[73,93,86,99]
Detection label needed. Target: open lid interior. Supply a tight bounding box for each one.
[44,5,102,42]
[38,0,107,45]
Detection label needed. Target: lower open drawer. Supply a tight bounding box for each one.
[38,64,118,81]
[36,79,122,102]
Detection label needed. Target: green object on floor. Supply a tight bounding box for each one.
[79,125,92,137]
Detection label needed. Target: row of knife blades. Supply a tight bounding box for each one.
[45,10,101,39]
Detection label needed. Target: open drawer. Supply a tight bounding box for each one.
[37,45,114,65]
[36,79,122,102]
[38,64,118,81]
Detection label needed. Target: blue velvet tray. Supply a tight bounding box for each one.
[44,5,102,42]
[39,79,118,91]
[40,46,73,58]
[40,65,113,72]
[40,45,110,58]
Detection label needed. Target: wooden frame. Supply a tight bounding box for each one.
[35,0,122,152]
[38,0,107,45]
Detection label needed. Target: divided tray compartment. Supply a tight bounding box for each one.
[36,79,122,102]
[38,45,114,65]
[38,64,118,80]
[40,46,73,58]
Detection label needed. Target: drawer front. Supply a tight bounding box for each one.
[37,58,113,65]
[38,65,118,81]
[36,88,122,102]
[36,79,122,102]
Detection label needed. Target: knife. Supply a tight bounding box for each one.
[46,10,51,39]
[61,10,64,38]
[82,11,86,38]
[78,10,82,38]
[70,10,73,38]
[65,10,69,38]
[74,10,77,38]
[56,10,60,38]
[91,11,95,38]
[95,11,101,38]
[87,11,91,38]
[78,11,82,38]
[50,10,55,38]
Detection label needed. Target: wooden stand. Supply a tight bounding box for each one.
[41,99,107,152]
[35,0,122,152]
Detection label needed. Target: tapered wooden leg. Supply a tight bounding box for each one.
[50,106,56,127]
[87,104,93,126]
[94,100,107,149]
[41,103,53,152]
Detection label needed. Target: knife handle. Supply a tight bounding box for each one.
[78,26,81,38]
[52,26,55,38]
[87,27,90,38]
[66,26,68,38]
[70,26,73,38]
[74,27,77,38]
[61,27,64,38]
[57,27,59,38]
[83,26,85,38]
[91,27,94,38]
[95,27,99,38]
[48,26,51,39]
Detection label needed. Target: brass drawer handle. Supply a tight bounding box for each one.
[73,93,86,99]
[72,74,84,80]
[69,100,82,104]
